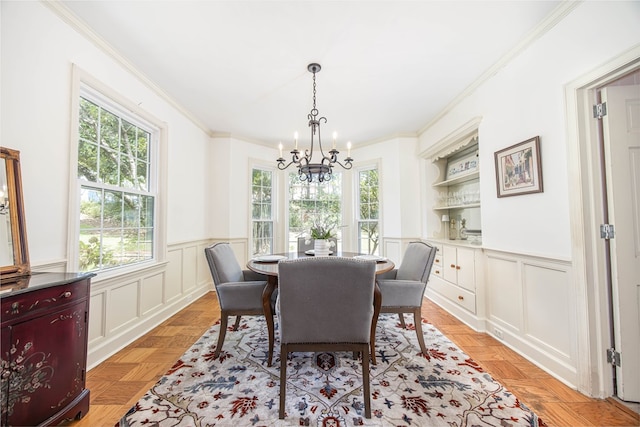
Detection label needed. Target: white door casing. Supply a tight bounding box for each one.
[601,84,640,402]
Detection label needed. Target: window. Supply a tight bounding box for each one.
[251,168,274,256]
[357,168,380,255]
[287,172,342,251]
[76,92,157,272]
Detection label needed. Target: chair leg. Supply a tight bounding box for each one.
[361,344,372,419]
[398,313,406,329]
[279,345,288,419]
[233,315,242,330]
[214,313,228,357]
[414,309,428,355]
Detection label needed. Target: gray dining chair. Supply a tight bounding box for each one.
[276,257,378,419]
[297,237,338,253]
[376,241,437,355]
[204,242,271,357]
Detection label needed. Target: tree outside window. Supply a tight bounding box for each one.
[77,96,155,272]
[288,172,342,251]
[358,168,379,255]
[251,168,274,256]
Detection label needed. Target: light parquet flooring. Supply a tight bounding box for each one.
[65,292,639,427]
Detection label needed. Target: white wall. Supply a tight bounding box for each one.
[1,1,214,258]
[418,1,640,259]
[1,1,216,366]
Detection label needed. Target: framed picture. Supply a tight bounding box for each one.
[494,136,543,197]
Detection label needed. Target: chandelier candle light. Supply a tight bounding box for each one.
[277,63,353,182]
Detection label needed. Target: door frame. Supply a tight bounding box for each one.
[564,44,640,398]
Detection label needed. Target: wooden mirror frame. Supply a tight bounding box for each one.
[0,147,30,280]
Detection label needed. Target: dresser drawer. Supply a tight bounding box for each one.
[1,279,89,324]
[428,276,476,314]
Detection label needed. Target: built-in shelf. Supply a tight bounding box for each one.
[433,171,479,187]
[433,203,480,211]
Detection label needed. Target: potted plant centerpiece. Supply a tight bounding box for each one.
[307,221,336,256]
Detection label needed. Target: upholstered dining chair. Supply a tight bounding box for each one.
[297,236,338,253]
[204,242,271,357]
[276,257,378,419]
[376,241,437,355]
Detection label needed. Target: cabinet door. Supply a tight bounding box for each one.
[1,326,10,426]
[6,301,87,427]
[456,247,476,292]
[443,245,458,284]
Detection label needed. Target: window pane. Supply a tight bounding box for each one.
[99,146,119,185]
[79,229,102,271]
[123,194,139,228]
[101,109,120,150]
[103,190,123,227]
[140,196,154,227]
[79,98,99,142]
[102,228,123,268]
[137,131,150,162]
[80,187,101,230]
[137,160,149,191]
[78,141,98,182]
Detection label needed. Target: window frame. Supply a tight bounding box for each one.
[285,171,344,253]
[68,66,168,278]
[249,163,276,256]
[355,163,381,255]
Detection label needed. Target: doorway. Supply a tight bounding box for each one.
[566,47,640,405]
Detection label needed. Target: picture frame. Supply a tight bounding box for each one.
[494,136,543,198]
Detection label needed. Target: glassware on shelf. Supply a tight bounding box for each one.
[449,218,458,240]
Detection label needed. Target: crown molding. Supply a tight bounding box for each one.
[42,0,212,136]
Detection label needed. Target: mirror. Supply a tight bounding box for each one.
[0,147,30,281]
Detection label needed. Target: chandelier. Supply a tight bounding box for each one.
[277,63,353,182]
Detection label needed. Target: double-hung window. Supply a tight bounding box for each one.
[75,88,158,272]
[251,167,274,255]
[357,167,380,255]
[287,172,342,251]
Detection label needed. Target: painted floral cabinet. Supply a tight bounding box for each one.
[1,272,94,426]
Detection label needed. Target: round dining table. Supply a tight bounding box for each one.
[247,251,395,366]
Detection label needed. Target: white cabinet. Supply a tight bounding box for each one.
[425,240,483,328]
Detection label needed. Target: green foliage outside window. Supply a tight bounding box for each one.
[77,96,154,272]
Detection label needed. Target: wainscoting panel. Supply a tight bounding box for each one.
[108,279,141,335]
[165,249,183,302]
[522,262,573,359]
[486,256,522,333]
[83,239,213,369]
[484,250,576,387]
[141,271,165,316]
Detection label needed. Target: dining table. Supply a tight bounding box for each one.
[247,251,395,366]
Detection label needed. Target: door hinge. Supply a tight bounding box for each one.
[593,102,607,119]
[600,224,615,239]
[607,348,621,367]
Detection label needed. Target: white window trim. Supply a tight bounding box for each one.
[354,160,382,254]
[67,65,168,281]
[248,159,277,257]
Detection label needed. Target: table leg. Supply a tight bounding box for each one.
[263,275,277,366]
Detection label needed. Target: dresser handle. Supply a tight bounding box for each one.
[435,270,440,274]
[61,291,72,298]
[458,295,464,301]
[450,264,456,268]
[435,259,440,263]
[11,302,19,314]
[456,266,461,270]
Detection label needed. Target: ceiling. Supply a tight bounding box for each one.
[59,1,563,149]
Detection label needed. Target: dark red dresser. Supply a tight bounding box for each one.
[1,272,95,426]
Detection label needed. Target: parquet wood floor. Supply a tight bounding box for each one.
[65,292,639,427]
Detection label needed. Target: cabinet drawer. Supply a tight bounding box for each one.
[428,277,476,314]
[1,280,89,324]
[431,244,443,277]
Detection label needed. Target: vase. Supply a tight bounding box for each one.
[314,239,331,257]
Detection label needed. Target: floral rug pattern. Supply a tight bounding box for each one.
[117,314,545,427]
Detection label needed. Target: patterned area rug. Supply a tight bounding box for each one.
[117,314,545,426]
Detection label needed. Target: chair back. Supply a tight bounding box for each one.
[278,257,376,344]
[396,241,437,283]
[204,242,243,286]
[297,237,338,252]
